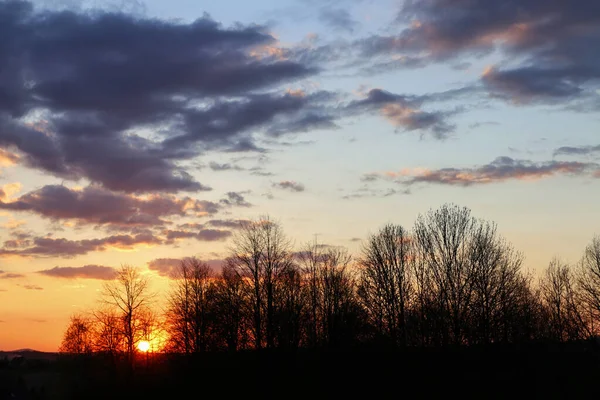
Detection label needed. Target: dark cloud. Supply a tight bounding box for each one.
[147,258,181,278]
[376,157,600,187]
[164,228,232,243]
[357,0,600,104]
[0,233,162,258]
[208,162,245,172]
[206,219,252,229]
[0,272,25,279]
[273,181,305,192]
[0,184,222,228]
[0,1,319,193]
[37,265,117,280]
[319,8,359,33]
[163,91,335,150]
[220,192,252,207]
[554,144,600,157]
[346,89,456,138]
[266,113,338,137]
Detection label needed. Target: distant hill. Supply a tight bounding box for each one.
[0,349,58,361]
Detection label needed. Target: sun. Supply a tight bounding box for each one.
[137,340,150,352]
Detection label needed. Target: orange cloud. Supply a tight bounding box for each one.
[0,149,19,167]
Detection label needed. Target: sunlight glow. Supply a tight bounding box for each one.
[137,341,150,352]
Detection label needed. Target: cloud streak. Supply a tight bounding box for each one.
[0,233,163,258]
[0,185,223,229]
[367,157,600,187]
[37,265,117,280]
[273,181,306,192]
[554,144,600,157]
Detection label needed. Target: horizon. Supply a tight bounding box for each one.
[0,0,599,352]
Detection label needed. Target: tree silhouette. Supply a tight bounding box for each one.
[358,224,413,346]
[166,258,214,353]
[213,260,252,351]
[59,314,94,354]
[101,265,154,363]
[228,216,293,349]
[540,258,588,341]
[577,236,600,335]
[57,207,600,359]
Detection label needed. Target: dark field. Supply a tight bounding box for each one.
[3,342,600,400]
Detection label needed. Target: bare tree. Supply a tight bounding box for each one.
[540,258,587,341]
[273,263,306,349]
[413,204,478,345]
[577,235,600,336]
[166,258,214,353]
[469,221,525,344]
[318,247,360,347]
[91,308,124,355]
[299,242,359,347]
[101,265,154,362]
[298,240,327,347]
[228,216,293,349]
[213,260,252,351]
[59,314,94,354]
[358,224,413,346]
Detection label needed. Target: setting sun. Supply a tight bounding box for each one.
[137,341,150,352]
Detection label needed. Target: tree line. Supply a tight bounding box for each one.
[59,204,600,358]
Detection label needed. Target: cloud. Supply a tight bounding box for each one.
[319,8,359,33]
[206,219,252,229]
[23,285,43,291]
[208,162,245,172]
[219,192,252,207]
[0,148,18,167]
[346,88,457,138]
[554,144,600,157]
[0,184,223,228]
[0,1,318,193]
[0,272,25,279]
[356,0,600,104]
[0,182,22,202]
[148,257,224,277]
[147,258,181,278]
[37,265,117,280]
[273,181,305,192]
[0,233,163,258]
[374,157,600,187]
[164,229,232,243]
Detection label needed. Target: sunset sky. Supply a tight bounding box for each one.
[0,0,599,352]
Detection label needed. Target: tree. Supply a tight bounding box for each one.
[228,216,293,349]
[273,262,306,349]
[166,258,215,353]
[59,314,94,354]
[468,221,525,344]
[358,224,413,346]
[540,258,587,341]
[317,247,360,347]
[101,265,154,362]
[213,260,252,351]
[91,308,124,355]
[299,242,360,347]
[577,235,600,335]
[413,204,478,345]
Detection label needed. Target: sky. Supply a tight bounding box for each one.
[0,0,599,351]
